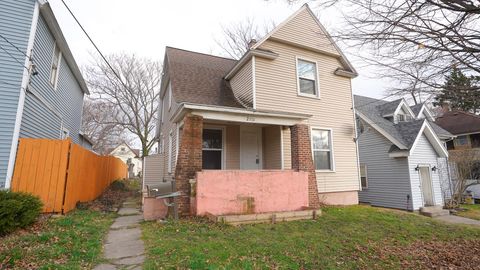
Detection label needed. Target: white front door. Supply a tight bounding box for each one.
[240,126,262,170]
[419,166,435,206]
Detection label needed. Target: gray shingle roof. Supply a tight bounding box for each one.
[409,103,424,116]
[377,99,403,116]
[354,95,454,150]
[165,47,243,108]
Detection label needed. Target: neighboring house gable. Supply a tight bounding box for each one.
[109,143,142,177]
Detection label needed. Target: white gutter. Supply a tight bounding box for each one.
[5,1,40,189]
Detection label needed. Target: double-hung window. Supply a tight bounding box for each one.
[311,128,333,171]
[297,58,318,97]
[50,43,62,89]
[202,128,223,169]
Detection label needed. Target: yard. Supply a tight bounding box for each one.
[0,179,139,269]
[456,204,480,221]
[0,209,115,269]
[142,205,480,270]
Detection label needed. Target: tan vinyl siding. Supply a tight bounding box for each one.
[230,58,253,108]
[226,124,240,169]
[256,39,359,193]
[263,126,282,169]
[271,8,339,56]
[282,126,292,169]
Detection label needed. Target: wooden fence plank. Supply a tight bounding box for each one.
[11,138,127,213]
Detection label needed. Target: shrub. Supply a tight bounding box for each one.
[0,190,42,235]
[110,180,127,191]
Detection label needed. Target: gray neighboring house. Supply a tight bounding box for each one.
[354,95,455,211]
[0,0,89,189]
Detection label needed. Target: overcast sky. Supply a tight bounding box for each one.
[49,0,390,98]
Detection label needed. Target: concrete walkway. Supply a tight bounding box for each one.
[434,215,480,226]
[94,199,144,270]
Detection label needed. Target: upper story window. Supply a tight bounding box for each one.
[50,42,62,89]
[311,128,334,171]
[297,58,318,97]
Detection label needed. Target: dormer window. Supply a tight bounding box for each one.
[397,114,412,122]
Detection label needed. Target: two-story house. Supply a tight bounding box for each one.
[354,95,455,212]
[0,0,89,189]
[154,4,360,216]
[108,142,142,178]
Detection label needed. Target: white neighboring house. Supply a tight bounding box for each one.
[354,95,455,211]
[109,143,142,178]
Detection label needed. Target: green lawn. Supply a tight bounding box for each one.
[0,209,115,269]
[457,204,480,220]
[142,205,480,269]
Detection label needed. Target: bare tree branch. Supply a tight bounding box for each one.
[85,54,161,157]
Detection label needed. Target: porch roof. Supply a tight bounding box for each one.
[172,103,312,126]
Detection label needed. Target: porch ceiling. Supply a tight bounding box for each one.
[173,103,311,126]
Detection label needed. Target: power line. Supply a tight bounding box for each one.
[0,44,29,71]
[0,33,29,58]
[60,0,128,88]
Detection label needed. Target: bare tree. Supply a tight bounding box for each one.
[285,0,480,92]
[85,54,161,157]
[216,18,275,59]
[448,149,480,207]
[81,98,130,155]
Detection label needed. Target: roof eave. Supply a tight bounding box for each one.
[224,49,279,80]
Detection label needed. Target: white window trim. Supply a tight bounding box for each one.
[360,163,368,189]
[202,125,226,170]
[175,121,184,162]
[60,126,69,139]
[296,56,320,99]
[310,127,335,172]
[160,97,165,123]
[50,42,62,90]
[167,131,173,174]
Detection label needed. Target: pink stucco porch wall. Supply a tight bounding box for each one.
[194,170,309,216]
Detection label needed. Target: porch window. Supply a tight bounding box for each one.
[360,163,368,188]
[311,128,333,170]
[297,58,318,97]
[202,128,223,169]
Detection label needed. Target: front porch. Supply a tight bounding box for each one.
[174,110,321,216]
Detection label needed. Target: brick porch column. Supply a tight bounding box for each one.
[291,124,320,208]
[174,113,203,216]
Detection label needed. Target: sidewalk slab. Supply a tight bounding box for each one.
[110,215,143,229]
[435,215,480,226]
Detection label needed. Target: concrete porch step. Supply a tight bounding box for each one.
[206,209,321,226]
[420,206,450,217]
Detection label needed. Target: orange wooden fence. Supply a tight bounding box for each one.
[11,138,128,213]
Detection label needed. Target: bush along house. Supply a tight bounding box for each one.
[151,4,361,217]
[0,0,89,189]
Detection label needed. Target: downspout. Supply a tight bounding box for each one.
[5,1,40,189]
